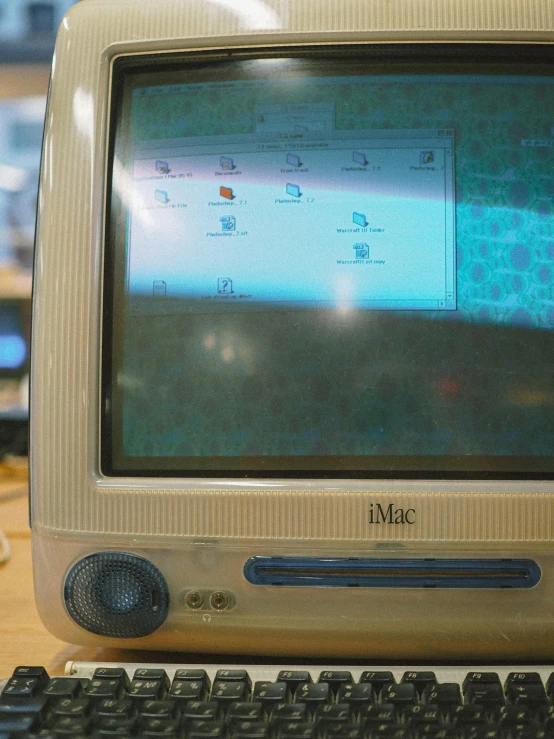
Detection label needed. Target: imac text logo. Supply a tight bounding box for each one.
[369,503,416,525]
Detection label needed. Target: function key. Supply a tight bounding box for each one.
[507,673,543,687]
[318,672,353,694]
[216,670,252,689]
[134,668,170,690]
[93,667,130,689]
[359,671,395,696]
[175,669,211,689]
[401,672,436,696]
[278,671,312,697]
[12,667,49,687]
[462,673,501,693]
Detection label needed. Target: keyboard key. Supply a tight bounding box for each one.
[360,704,396,726]
[12,666,49,687]
[230,719,268,739]
[211,680,249,705]
[318,672,353,694]
[141,716,180,736]
[277,671,312,697]
[403,704,442,726]
[465,683,505,707]
[128,679,165,701]
[381,683,417,707]
[95,713,137,735]
[44,677,83,700]
[294,682,331,710]
[215,670,252,689]
[315,703,351,725]
[337,683,374,712]
[185,719,225,738]
[0,713,42,733]
[450,704,487,726]
[134,668,170,686]
[270,703,307,725]
[95,697,136,717]
[175,670,211,691]
[323,724,361,739]
[51,715,93,734]
[93,667,131,689]
[0,677,40,699]
[359,671,395,696]
[140,699,178,718]
[401,671,437,696]
[494,704,532,726]
[423,683,462,708]
[462,672,501,693]
[507,683,548,707]
[85,678,125,700]
[226,701,263,724]
[277,721,315,739]
[182,701,221,723]
[169,680,205,702]
[51,697,91,718]
[252,681,287,709]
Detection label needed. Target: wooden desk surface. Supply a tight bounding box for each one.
[0,477,249,678]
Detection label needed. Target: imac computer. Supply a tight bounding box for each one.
[31,0,554,658]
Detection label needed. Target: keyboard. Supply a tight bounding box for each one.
[1,662,554,738]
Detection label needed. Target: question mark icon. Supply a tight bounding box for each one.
[218,278,232,294]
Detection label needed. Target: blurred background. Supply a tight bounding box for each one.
[0,0,78,459]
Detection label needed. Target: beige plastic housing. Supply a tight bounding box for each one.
[31,0,554,658]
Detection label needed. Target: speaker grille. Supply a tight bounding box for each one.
[64,552,170,638]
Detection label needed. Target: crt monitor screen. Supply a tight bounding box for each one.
[104,45,554,479]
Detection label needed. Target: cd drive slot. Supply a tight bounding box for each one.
[244,557,541,588]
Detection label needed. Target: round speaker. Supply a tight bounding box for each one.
[64,552,170,638]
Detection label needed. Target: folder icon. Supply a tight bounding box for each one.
[220,186,234,200]
[353,212,367,227]
[286,183,301,198]
[287,153,301,168]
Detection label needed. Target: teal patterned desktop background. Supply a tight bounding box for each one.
[116,72,554,464]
